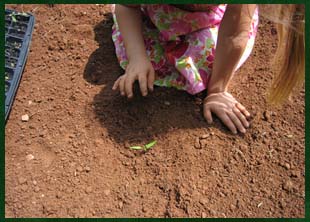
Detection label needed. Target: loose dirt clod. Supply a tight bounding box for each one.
[85,166,91,172]
[194,138,201,149]
[26,154,34,161]
[21,114,29,122]
[85,186,92,194]
[18,177,27,185]
[283,180,294,192]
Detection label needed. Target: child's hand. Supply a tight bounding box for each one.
[203,92,251,134]
[112,57,155,98]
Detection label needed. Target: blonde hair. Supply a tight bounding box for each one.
[260,4,305,104]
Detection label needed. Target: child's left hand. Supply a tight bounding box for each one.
[203,92,251,134]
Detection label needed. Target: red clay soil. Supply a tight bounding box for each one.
[5,4,305,218]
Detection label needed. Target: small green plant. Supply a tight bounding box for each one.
[130,140,157,151]
[10,13,17,23]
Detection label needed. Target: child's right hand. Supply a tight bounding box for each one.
[112,56,155,98]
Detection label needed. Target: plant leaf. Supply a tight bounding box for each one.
[129,146,143,150]
[11,15,17,23]
[145,140,157,150]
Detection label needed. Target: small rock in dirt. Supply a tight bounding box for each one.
[78,40,86,45]
[85,166,91,172]
[200,134,209,139]
[26,154,34,161]
[164,101,171,106]
[290,170,300,178]
[230,204,236,211]
[21,114,29,122]
[118,201,123,209]
[18,177,27,185]
[76,166,83,172]
[209,209,216,216]
[56,192,62,199]
[263,110,271,121]
[21,184,28,191]
[279,199,286,209]
[104,189,111,196]
[39,131,46,137]
[85,186,92,194]
[280,162,291,170]
[199,198,208,206]
[33,180,37,185]
[282,180,294,192]
[194,138,201,149]
[34,187,40,192]
[284,163,291,170]
[26,140,32,146]
[200,139,208,148]
[142,206,147,213]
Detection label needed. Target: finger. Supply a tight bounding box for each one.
[227,111,246,134]
[125,76,135,98]
[147,69,155,92]
[112,77,121,91]
[217,112,237,134]
[119,76,126,96]
[233,106,250,128]
[203,106,213,124]
[236,103,251,118]
[138,74,148,96]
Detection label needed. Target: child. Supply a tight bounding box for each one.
[111,4,304,134]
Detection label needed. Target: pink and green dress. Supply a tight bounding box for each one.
[111,4,259,95]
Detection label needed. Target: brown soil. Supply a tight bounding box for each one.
[5,4,305,218]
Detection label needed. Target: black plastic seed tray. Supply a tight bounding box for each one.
[5,9,35,121]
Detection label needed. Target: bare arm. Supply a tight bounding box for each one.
[115,4,147,62]
[204,4,257,134]
[208,4,257,94]
[113,4,155,98]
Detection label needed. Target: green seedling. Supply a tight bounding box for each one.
[10,13,17,23]
[130,140,157,151]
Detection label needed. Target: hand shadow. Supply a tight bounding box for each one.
[83,12,235,147]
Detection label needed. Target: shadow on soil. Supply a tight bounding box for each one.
[83,13,232,145]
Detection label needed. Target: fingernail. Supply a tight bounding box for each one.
[241,129,246,133]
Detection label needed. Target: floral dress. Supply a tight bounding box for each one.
[111,4,259,95]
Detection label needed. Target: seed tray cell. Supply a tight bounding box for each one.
[5,19,11,27]
[12,23,28,32]
[5,68,14,81]
[6,36,23,49]
[9,29,26,38]
[5,9,35,121]
[5,46,21,58]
